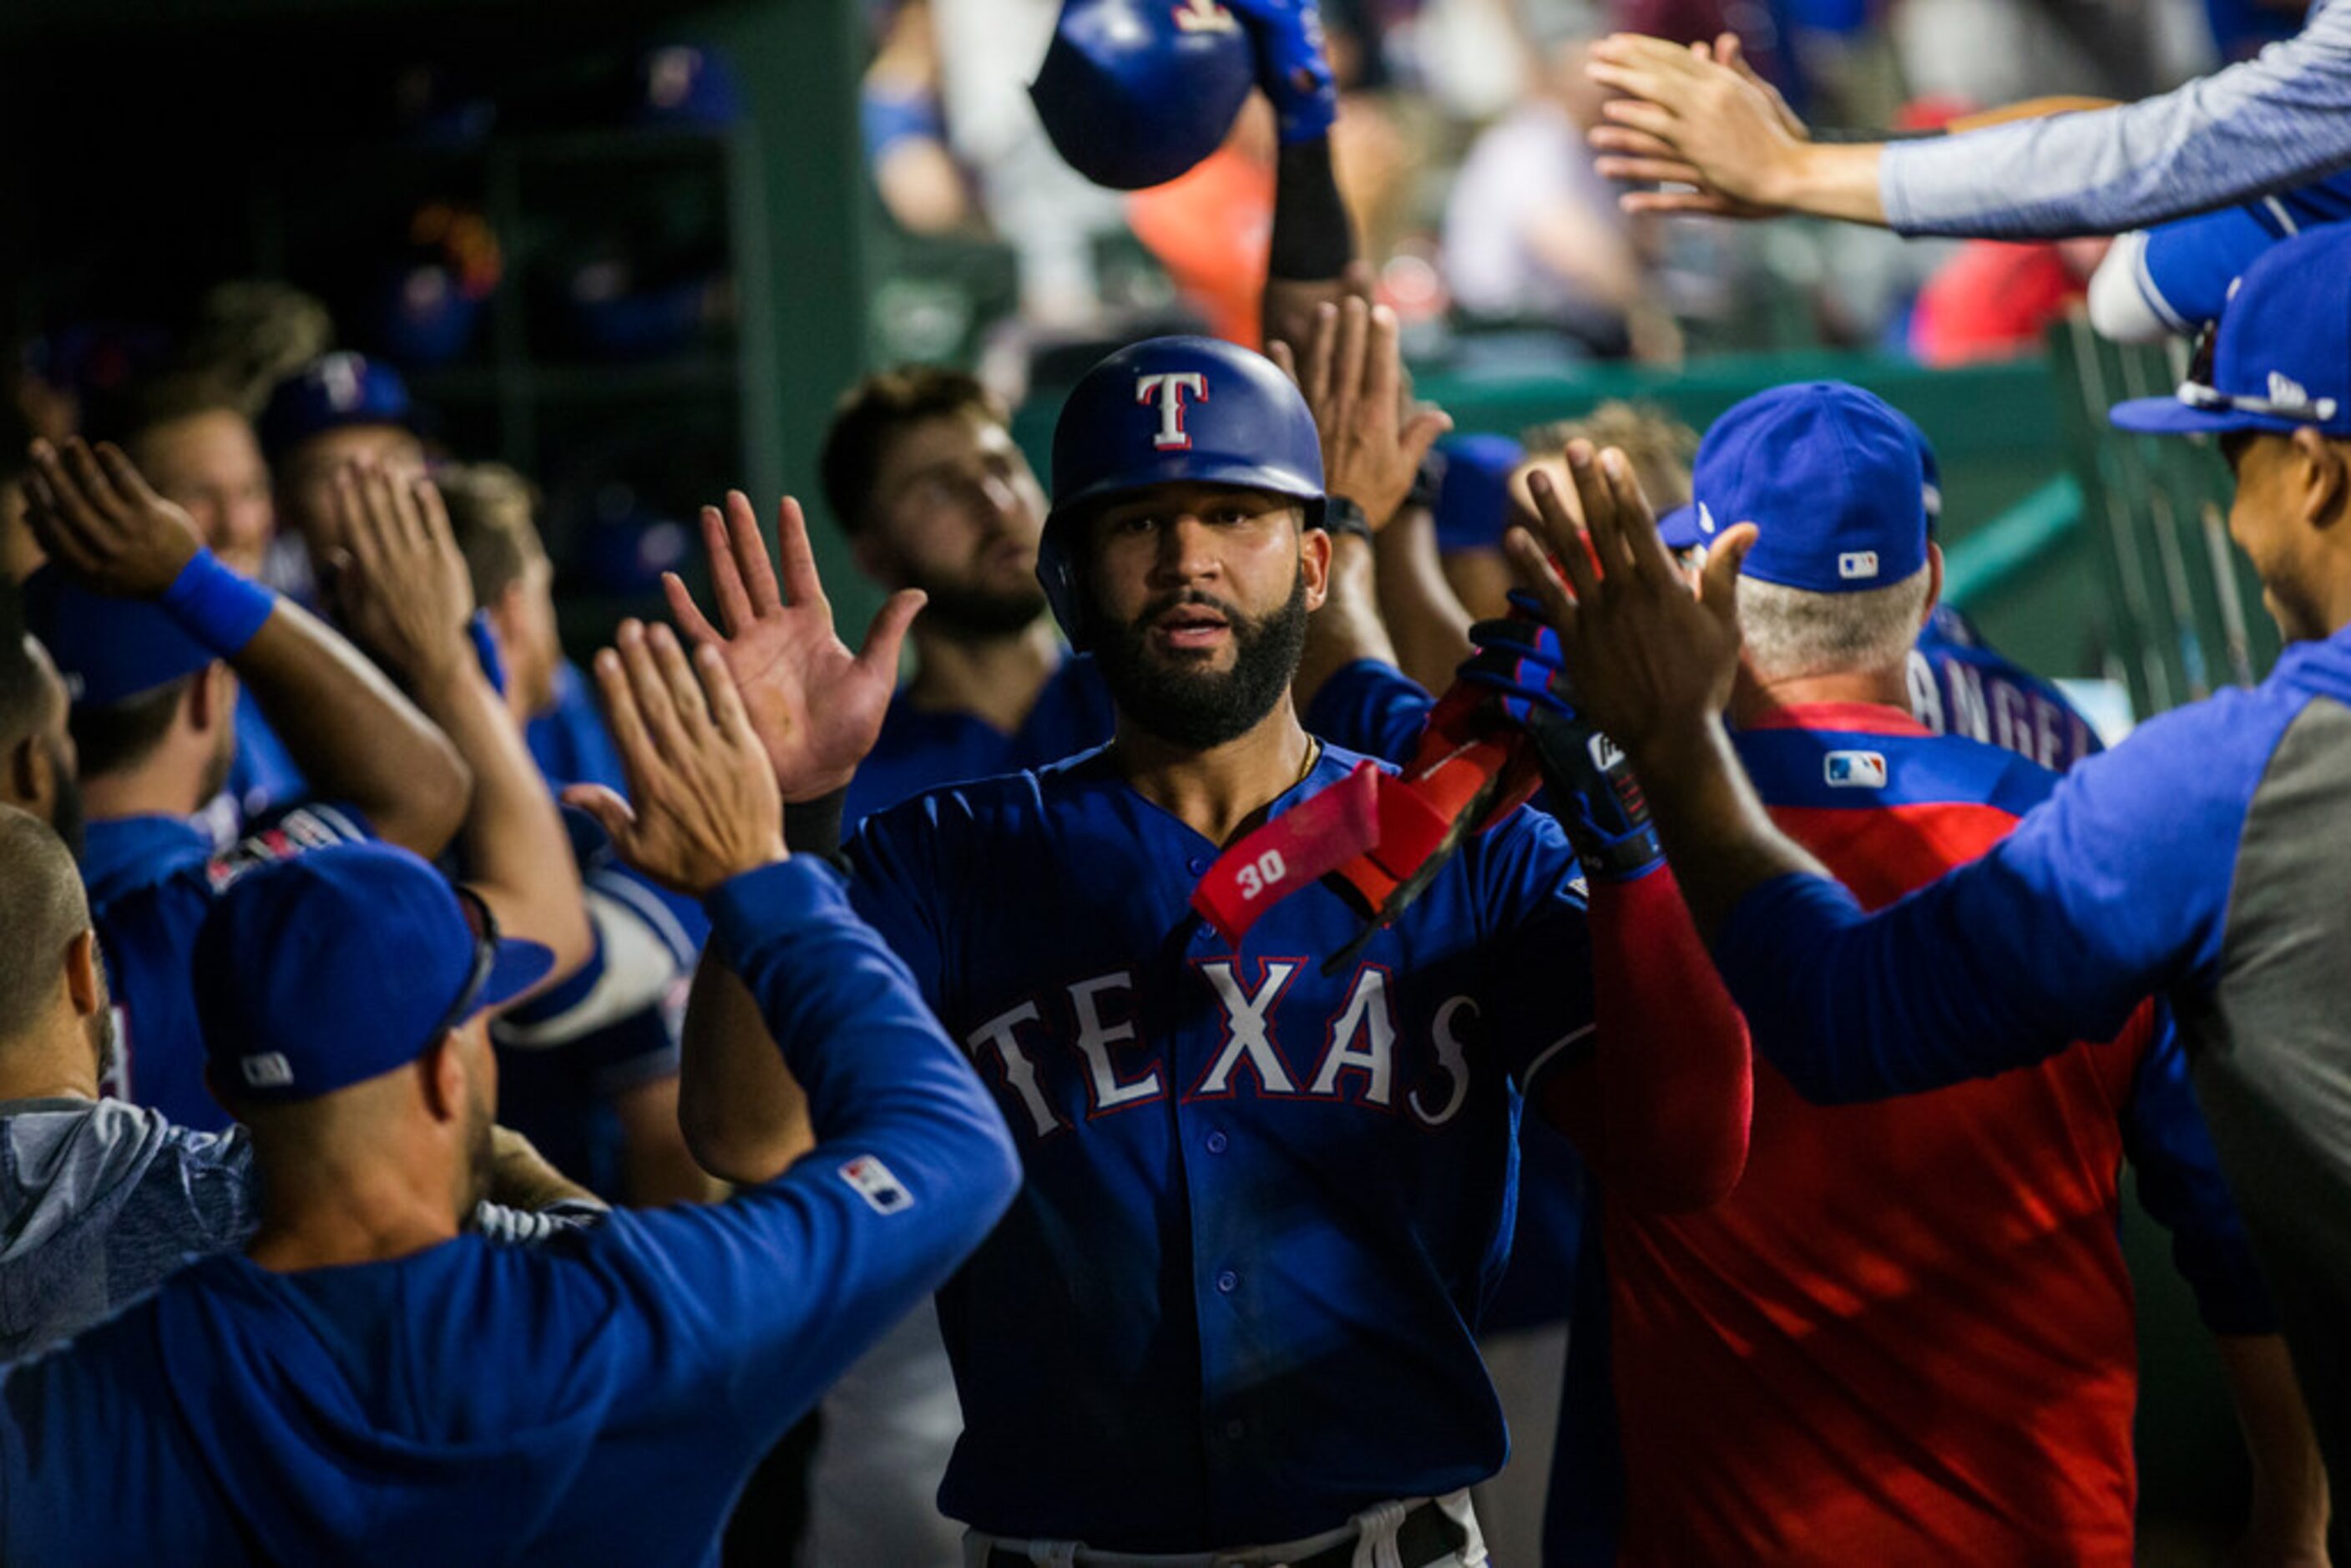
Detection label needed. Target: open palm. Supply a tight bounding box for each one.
[663,491,924,803]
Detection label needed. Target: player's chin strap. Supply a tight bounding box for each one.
[1191,597,1661,971]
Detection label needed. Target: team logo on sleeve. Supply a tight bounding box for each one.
[838,1154,915,1215]
[1136,372,1209,450]
[1823,751,1888,789]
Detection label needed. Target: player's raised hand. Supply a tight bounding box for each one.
[20,437,202,598]
[1504,440,1755,757]
[664,492,924,802]
[564,620,786,897]
[1269,296,1451,529]
[1584,33,1808,218]
[328,459,476,687]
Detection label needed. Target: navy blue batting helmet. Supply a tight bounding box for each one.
[1039,335,1325,643]
[1029,0,1256,191]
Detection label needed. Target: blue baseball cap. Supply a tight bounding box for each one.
[1654,382,1928,593]
[20,567,217,706]
[193,842,554,1105]
[259,352,416,459]
[1431,433,1526,554]
[2111,225,2351,438]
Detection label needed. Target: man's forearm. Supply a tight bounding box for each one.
[1373,508,1474,695]
[488,1127,604,1212]
[1632,718,1828,942]
[234,599,470,856]
[1295,535,1398,711]
[2217,1334,2333,1558]
[1767,140,1888,226]
[676,948,816,1186]
[1262,136,1356,355]
[413,656,591,978]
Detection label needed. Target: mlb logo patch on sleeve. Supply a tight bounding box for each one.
[838,1154,915,1215]
[1823,751,1888,789]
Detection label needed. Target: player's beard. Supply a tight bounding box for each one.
[1090,569,1309,750]
[908,576,1050,640]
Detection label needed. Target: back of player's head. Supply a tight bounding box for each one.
[193,842,552,1109]
[20,567,219,783]
[820,366,1007,537]
[437,461,546,605]
[0,806,90,1044]
[1522,402,1699,513]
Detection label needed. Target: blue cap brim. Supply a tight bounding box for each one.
[1656,503,1706,550]
[2108,395,2306,438]
[477,938,557,1014]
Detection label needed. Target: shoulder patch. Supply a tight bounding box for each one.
[837,1154,915,1216]
[1823,750,1889,789]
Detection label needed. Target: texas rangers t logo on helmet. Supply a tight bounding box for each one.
[1136,372,1210,451]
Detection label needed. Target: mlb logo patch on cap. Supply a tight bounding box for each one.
[1823,751,1888,789]
[838,1154,914,1215]
[1838,551,1879,580]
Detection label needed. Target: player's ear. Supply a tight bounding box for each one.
[4,732,38,807]
[186,660,235,734]
[62,928,100,1019]
[2295,427,2348,531]
[418,1030,466,1125]
[1922,542,1944,624]
[1299,508,1332,612]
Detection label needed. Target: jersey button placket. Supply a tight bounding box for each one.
[1205,1129,1228,1155]
[1215,1268,1238,1294]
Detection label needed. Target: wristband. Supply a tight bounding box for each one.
[1322,496,1375,544]
[467,610,508,697]
[159,549,276,657]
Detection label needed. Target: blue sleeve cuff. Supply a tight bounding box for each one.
[704,856,848,966]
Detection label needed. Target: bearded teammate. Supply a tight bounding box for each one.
[645,332,1748,1561]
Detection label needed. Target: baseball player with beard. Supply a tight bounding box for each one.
[656,331,1751,1564]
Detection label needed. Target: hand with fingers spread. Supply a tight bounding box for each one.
[20,438,203,598]
[327,461,477,688]
[565,621,787,898]
[663,492,925,802]
[1585,33,1823,220]
[1503,439,1757,760]
[1268,296,1452,530]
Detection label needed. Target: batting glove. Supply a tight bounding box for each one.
[1221,0,1339,144]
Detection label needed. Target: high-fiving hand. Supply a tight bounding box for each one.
[1585,33,1812,219]
[662,493,924,803]
[20,438,202,597]
[1269,296,1451,530]
[564,620,786,898]
[328,460,476,688]
[1503,441,1755,759]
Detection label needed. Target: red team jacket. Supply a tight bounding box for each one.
[1600,702,2265,1565]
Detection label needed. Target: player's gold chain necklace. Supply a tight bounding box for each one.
[1294,736,1322,790]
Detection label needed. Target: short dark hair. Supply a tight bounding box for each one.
[106,369,250,449]
[69,676,191,782]
[0,805,88,1042]
[819,367,1005,536]
[436,463,544,605]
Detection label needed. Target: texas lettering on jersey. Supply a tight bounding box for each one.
[961,960,1488,1137]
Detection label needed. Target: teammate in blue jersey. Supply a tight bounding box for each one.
[2,627,1019,1565]
[18,436,590,1131]
[433,460,721,1208]
[822,365,1116,829]
[0,805,604,1363]
[660,332,1751,1561]
[1502,223,2351,1491]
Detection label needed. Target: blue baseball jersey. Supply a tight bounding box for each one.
[0,859,1019,1568]
[843,653,1116,830]
[83,806,374,1132]
[1710,622,2351,1481]
[845,742,1595,1549]
[1302,661,1588,1335]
